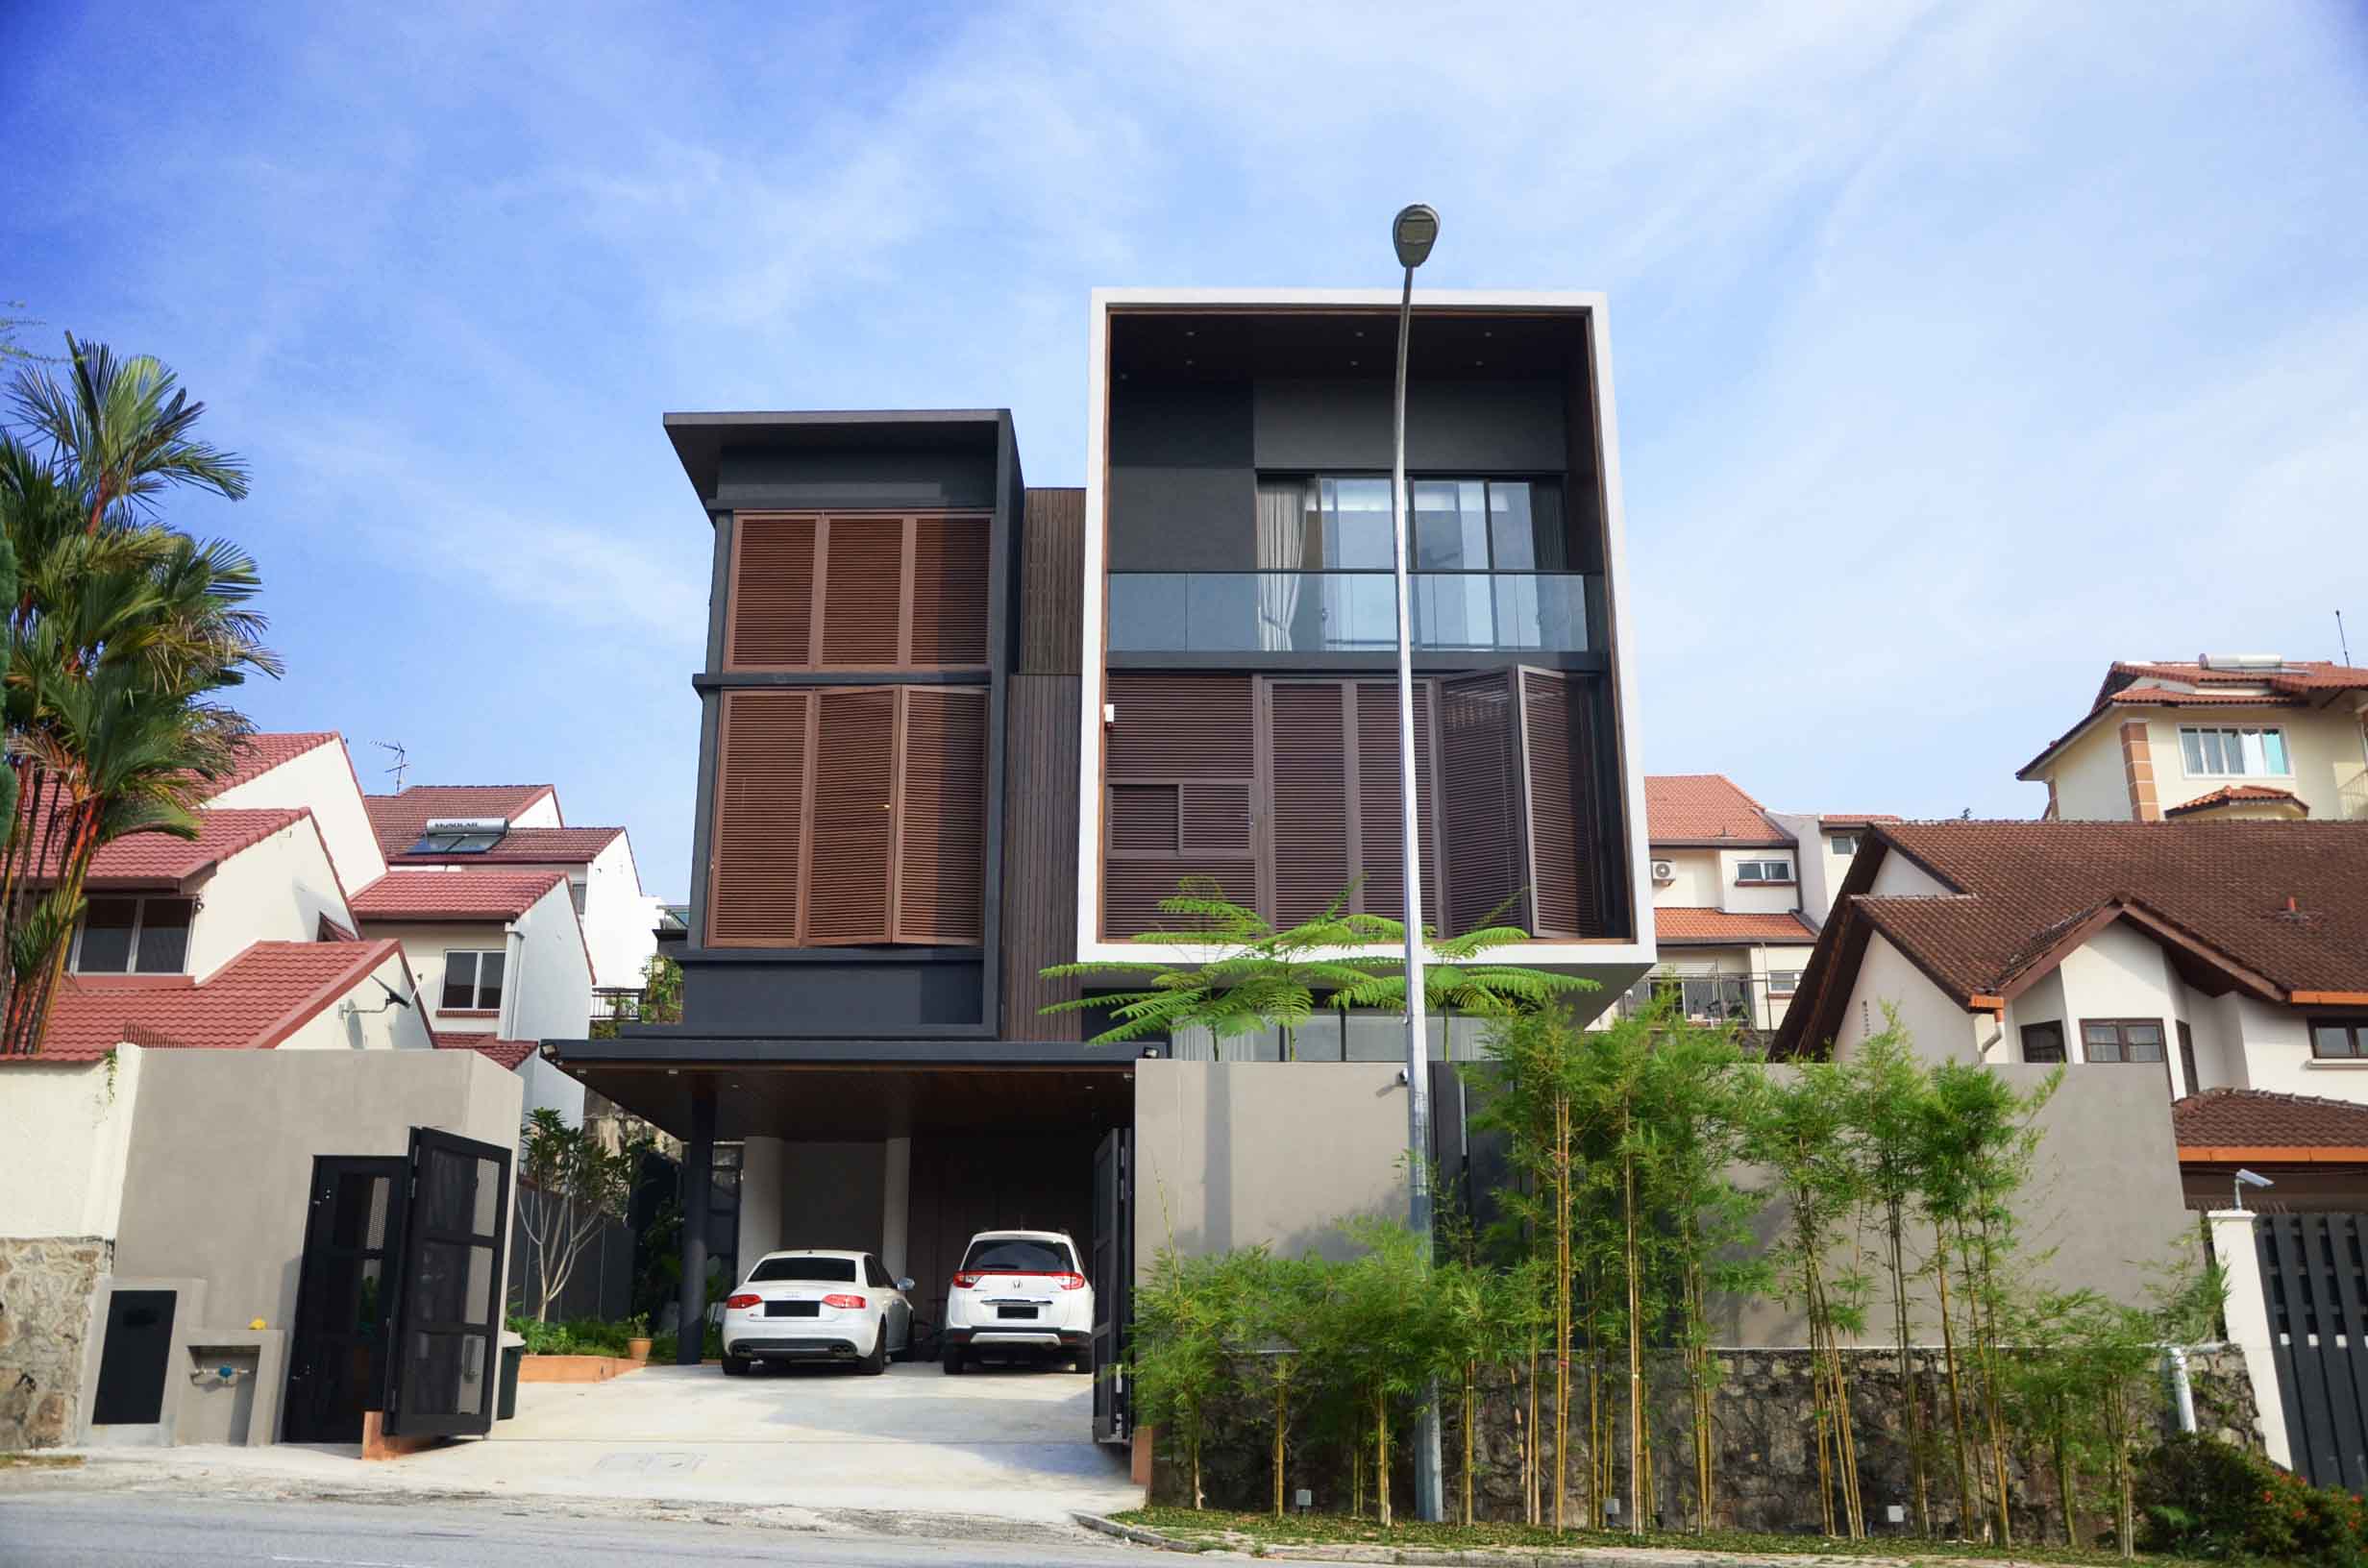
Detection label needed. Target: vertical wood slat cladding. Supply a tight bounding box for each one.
[1105,860,1257,937]
[893,687,987,943]
[724,516,817,669]
[1001,675,1081,1038]
[1178,783,1252,855]
[908,517,991,667]
[1099,674,1260,939]
[1268,682,1354,926]
[807,689,900,943]
[1020,489,1084,675]
[820,518,908,667]
[1520,668,1603,938]
[1439,672,1529,937]
[1109,785,1181,852]
[706,691,810,944]
[1351,682,1442,924]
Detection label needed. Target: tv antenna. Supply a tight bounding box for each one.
[2339,610,2352,666]
[372,741,409,793]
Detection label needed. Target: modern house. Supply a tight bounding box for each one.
[1773,821,2368,1105]
[549,288,1656,1405]
[2017,656,2368,822]
[1630,773,1895,1032]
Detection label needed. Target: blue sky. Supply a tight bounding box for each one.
[5,2,2365,898]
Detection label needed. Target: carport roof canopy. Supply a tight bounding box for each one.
[563,1059,1134,1141]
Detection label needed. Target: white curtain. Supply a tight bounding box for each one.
[1255,481,1306,650]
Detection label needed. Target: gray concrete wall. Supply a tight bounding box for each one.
[111,1050,523,1345]
[1134,1062,1413,1267]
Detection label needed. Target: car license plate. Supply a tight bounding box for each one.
[997,1306,1038,1320]
[766,1300,820,1317]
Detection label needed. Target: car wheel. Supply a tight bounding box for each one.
[721,1354,751,1377]
[857,1327,887,1376]
[942,1345,965,1375]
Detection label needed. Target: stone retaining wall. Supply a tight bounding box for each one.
[1156,1343,2261,1539]
[0,1237,111,1450]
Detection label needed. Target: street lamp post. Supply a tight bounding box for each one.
[1387,202,1446,1524]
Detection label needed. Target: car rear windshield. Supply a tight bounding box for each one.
[962,1237,1076,1274]
[747,1256,857,1283]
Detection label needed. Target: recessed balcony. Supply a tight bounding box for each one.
[1107,570,1598,654]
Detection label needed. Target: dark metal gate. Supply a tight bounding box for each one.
[2257,1212,2368,1490]
[284,1156,408,1443]
[1090,1126,1132,1445]
[382,1128,512,1439]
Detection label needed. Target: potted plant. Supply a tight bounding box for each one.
[624,1313,653,1361]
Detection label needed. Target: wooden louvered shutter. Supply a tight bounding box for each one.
[820,518,906,667]
[909,516,991,668]
[1439,672,1529,937]
[807,688,899,943]
[894,687,988,943]
[707,691,811,944]
[1519,668,1604,938]
[1351,681,1442,922]
[1100,674,1258,937]
[725,515,817,669]
[1267,682,1353,927]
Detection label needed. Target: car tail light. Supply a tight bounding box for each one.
[1055,1272,1088,1290]
[725,1293,760,1310]
[952,1271,983,1289]
[822,1293,865,1310]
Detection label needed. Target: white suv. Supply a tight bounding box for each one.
[940,1230,1093,1374]
[720,1249,913,1376]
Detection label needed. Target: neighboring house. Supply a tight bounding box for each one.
[363,783,662,997]
[348,867,592,1119]
[2171,1089,2368,1213]
[548,288,1657,1377]
[2017,655,2368,822]
[1773,821,2368,1110]
[1630,774,1894,1032]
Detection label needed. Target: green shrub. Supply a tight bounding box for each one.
[506,1314,641,1358]
[2137,1433,2368,1566]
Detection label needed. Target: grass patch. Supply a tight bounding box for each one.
[1109,1507,2232,1566]
[0,1454,85,1470]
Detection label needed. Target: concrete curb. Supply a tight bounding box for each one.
[1073,1512,1215,1552]
[1068,1516,2058,1568]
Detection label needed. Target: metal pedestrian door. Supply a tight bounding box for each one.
[1090,1127,1132,1445]
[2257,1213,2368,1490]
[382,1127,512,1438]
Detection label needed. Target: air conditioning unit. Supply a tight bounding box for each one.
[1650,859,1675,883]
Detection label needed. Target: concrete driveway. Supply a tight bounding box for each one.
[381,1360,1142,1523]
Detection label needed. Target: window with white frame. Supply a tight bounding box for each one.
[1735,859,1794,883]
[2178,725,2289,777]
[1830,833,1860,857]
[440,949,506,1012]
[1768,970,1802,996]
[73,895,195,974]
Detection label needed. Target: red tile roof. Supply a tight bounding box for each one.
[1655,908,1819,944]
[349,870,568,922]
[2174,1089,2368,1153]
[24,940,407,1061]
[363,785,559,856]
[2021,660,2368,778]
[1644,775,1792,846]
[2164,785,2308,818]
[386,825,623,867]
[65,808,315,889]
[1821,814,1902,827]
[198,732,342,799]
[1777,821,2368,1057]
[435,1033,538,1071]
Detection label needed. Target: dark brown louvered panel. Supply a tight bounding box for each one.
[1178,783,1251,855]
[1104,860,1257,940]
[707,691,810,945]
[895,687,987,943]
[1268,682,1353,926]
[1020,489,1083,675]
[1520,668,1603,938]
[821,518,906,667]
[1105,674,1255,778]
[1109,785,1180,852]
[909,515,991,668]
[807,688,899,943]
[726,515,817,670]
[1351,682,1441,923]
[1001,675,1081,1038]
[1439,672,1529,937]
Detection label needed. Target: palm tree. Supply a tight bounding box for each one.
[0,339,276,1055]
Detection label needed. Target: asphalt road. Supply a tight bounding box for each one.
[0,1493,1172,1567]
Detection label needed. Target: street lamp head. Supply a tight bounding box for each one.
[1393,204,1440,270]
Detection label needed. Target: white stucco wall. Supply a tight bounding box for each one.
[210,738,389,894]
[1828,931,1985,1064]
[0,1048,146,1240]
[1865,851,1952,897]
[363,919,515,1034]
[1714,845,1800,915]
[2043,722,2135,821]
[181,818,353,980]
[274,949,438,1054]
[2138,707,2368,821]
[512,790,562,829]
[576,834,657,992]
[1649,847,1719,907]
[356,900,589,1121]
[1766,811,1856,925]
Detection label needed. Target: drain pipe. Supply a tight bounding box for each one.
[2165,1345,2198,1433]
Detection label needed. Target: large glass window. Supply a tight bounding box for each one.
[2179,725,2290,777]
[2082,1018,2165,1064]
[440,950,506,1012]
[1314,478,1394,569]
[73,895,193,975]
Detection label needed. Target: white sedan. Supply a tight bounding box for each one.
[721,1249,913,1376]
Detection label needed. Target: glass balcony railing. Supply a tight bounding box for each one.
[1107,571,1598,654]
